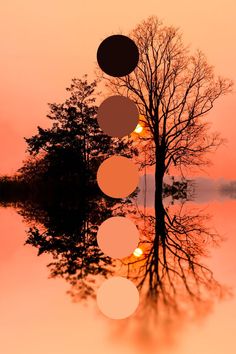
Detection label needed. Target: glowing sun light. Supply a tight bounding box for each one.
[133,248,143,257]
[134,124,143,134]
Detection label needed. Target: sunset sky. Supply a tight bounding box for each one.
[0,0,235,178]
[1,2,236,354]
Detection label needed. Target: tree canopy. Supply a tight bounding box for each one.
[22,76,137,188]
[104,16,233,180]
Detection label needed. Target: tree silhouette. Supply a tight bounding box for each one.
[21,194,118,299]
[99,21,232,327]
[122,202,226,314]
[103,16,233,199]
[0,18,231,348]
[21,76,137,189]
[0,75,140,299]
[12,178,226,313]
[112,200,229,351]
[19,187,137,300]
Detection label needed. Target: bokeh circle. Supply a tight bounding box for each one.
[97,156,139,198]
[97,276,139,319]
[97,35,139,77]
[97,95,139,138]
[97,216,139,259]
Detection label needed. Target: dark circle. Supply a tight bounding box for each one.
[97,96,139,138]
[97,35,139,77]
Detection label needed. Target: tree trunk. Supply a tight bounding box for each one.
[155,164,164,207]
[154,149,166,244]
[155,148,165,209]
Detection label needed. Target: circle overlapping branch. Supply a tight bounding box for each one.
[95,35,141,320]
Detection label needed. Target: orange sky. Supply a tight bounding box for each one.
[1,3,236,353]
[0,0,235,178]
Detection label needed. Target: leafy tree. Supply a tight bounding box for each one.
[22,76,137,188]
[23,194,116,300]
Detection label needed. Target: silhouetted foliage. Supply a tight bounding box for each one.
[0,18,230,347]
[0,175,29,204]
[20,76,137,193]
[23,195,116,299]
[19,189,135,299]
[163,176,195,202]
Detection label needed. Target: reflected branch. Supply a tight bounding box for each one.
[122,200,227,316]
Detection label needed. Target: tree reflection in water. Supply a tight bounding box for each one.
[0,188,230,351]
[18,191,227,308]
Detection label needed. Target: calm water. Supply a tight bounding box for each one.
[0,197,236,354]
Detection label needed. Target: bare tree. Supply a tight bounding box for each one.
[120,201,228,318]
[104,16,233,203]
[100,19,232,324]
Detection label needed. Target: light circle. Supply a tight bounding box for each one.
[97,156,139,198]
[133,247,143,257]
[97,217,139,259]
[97,276,139,319]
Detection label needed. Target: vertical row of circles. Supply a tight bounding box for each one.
[95,35,141,320]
